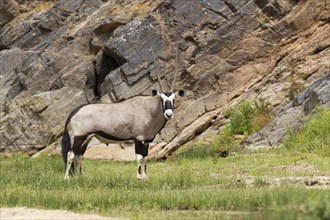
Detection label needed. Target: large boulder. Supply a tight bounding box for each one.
[0,87,87,154]
[0,48,33,112]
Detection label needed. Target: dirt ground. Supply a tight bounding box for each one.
[0,207,127,220]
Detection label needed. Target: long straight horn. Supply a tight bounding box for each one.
[171,44,179,92]
[150,47,164,93]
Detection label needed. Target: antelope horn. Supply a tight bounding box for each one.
[171,44,179,92]
[150,47,164,93]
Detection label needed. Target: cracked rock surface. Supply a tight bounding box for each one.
[0,0,329,158]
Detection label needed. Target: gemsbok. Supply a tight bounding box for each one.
[61,46,184,180]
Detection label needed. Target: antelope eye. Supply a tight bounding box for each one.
[152,89,158,96]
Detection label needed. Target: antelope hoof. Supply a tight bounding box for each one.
[137,174,148,180]
[64,175,70,180]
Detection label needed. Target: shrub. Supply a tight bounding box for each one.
[287,78,304,101]
[181,99,272,158]
[224,101,255,136]
[224,98,271,137]
[254,98,271,117]
[252,98,271,132]
[218,99,272,153]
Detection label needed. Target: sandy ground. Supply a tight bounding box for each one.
[83,144,135,161]
[34,140,136,161]
[0,207,127,220]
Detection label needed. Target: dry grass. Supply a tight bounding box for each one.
[9,1,54,26]
[111,2,156,19]
[33,1,54,12]
[252,114,271,133]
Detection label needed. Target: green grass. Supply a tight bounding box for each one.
[284,107,330,157]
[1,149,329,219]
[1,108,329,220]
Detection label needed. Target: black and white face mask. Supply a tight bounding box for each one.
[152,90,185,120]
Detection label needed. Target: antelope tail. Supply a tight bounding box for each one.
[61,105,86,173]
[61,120,71,169]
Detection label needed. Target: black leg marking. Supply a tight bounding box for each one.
[145,165,147,174]
[81,138,91,155]
[72,136,87,155]
[70,136,87,175]
[138,166,142,175]
[135,140,149,157]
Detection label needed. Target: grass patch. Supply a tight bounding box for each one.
[111,2,154,19]
[284,107,330,157]
[176,142,218,159]
[1,145,329,220]
[211,99,272,154]
[1,108,329,219]
[9,1,54,26]
[33,2,54,12]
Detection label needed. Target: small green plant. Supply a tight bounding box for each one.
[253,67,262,75]
[252,98,271,132]
[218,99,272,154]
[223,98,271,138]
[224,101,255,137]
[287,57,300,70]
[254,98,270,117]
[287,77,304,101]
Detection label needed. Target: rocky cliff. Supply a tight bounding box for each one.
[0,0,329,159]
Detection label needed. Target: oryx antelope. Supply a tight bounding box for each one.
[61,46,184,180]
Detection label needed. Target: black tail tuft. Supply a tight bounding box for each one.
[61,127,71,169]
[61,125,75,175]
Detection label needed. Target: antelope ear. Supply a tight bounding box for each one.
[152,89,158,96]
[177,89,185,97]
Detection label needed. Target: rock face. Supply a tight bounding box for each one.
[0,0,329,159]
[244,75,330,150]
[0,0,161,155]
